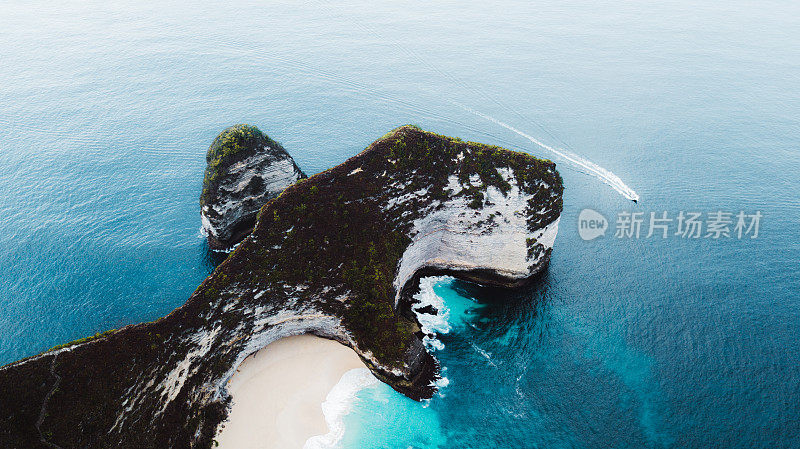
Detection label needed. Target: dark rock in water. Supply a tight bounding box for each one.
[0,125,562,448]
[416,304,438,315]
[200,124,306,250]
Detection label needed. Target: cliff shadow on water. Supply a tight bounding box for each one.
[452,273,553,337]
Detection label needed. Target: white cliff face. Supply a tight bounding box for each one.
[108,289,355,436]
[202,146,305,249]
[393,168,560,305]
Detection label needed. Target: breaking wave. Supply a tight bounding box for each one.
[304,368,379,449]
[412,277,456,352]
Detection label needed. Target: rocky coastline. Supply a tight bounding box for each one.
[0,125,562,448]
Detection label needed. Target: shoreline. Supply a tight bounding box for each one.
[215,334,372,449]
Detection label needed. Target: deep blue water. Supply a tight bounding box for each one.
[1,1,799,447]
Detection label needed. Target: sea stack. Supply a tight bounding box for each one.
[200,124,306,250]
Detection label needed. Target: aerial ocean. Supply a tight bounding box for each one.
[1,1,798,448]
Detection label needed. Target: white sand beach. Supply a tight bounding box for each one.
[215,334,369,449]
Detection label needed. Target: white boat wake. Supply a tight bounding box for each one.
[452,101,640,202]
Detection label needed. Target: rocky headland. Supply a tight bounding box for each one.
[200,124,306,250]
[0,125,562,448]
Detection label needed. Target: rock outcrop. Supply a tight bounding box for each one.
[201,124,306,250]
[0,125,562,449]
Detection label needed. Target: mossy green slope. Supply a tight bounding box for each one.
[201,124,292,206]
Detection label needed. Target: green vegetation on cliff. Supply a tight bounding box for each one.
[47,329,117,352]
[201,124,284,204]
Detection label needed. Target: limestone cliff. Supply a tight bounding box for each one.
[201,124,306,250]
[0,125,562,449]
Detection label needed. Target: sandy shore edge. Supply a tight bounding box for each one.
[215,334,369,449]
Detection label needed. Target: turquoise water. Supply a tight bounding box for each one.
[1,1,799,447]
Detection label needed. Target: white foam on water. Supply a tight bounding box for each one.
[411,277,460,399]
[411,277,455,352]
[304,367,379,449]
[452,101,640,202]
[432,374,450,390]
[471,342,498,368]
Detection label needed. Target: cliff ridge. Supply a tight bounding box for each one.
[0,125,562,449]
